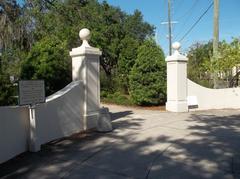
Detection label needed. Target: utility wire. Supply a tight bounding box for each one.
[172,0,183,36]
[177,0,199,21]
[173,0,185,16]
[173,0,199,40]
[178,2,213,42]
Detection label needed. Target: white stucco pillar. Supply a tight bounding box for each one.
[166,42,188,112]
[29,105,41,152]
[70,28,102,129]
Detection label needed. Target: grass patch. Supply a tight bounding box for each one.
[101,91,134,106]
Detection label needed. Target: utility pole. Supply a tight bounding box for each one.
[161,0,178,55]
[168,0,172,55]
[213,0,219,88]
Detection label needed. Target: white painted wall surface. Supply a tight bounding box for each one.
[0,106,29,164]
[188,79,240,110]
[0,81,86,164]
[35,81,85,146]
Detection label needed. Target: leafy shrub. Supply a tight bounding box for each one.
[0,74,16,106]
[20,36,71,96]
[101,91,134,106]
[129,39,166,105]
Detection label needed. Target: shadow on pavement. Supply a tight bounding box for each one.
[1,110,240,179]
[147,113,240,179]
[110,110,133,121]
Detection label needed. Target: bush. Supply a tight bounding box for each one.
[0,74,16,106]
[20,36,71,96]
[117,36,139,93]
[101,91,134,106]
[129,39,166,105]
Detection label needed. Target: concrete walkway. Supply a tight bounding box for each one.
[1,104,240,179]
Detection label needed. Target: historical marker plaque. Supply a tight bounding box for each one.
[19,80,45,105]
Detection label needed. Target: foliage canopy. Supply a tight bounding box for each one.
[129,39,166,105]
[187,38,240,88]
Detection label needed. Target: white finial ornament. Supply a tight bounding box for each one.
[172,41,181,51]
[79,28,91,47]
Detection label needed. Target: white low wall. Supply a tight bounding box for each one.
[35,81,85,145]
[188,79,240,110]
[0,106,29,164]
[0,81,87,164]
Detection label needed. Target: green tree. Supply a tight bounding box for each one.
[0,0,22,50]
[187,42,213,87]
[129,39,166,105]
[0,74,16,106]
[123,10,154,41]
[20,36,71,95]
[22,0,154,90]
[0,0,155,105]
[216,38,240,87]
[117,36,139,93]
[188,39,240,88]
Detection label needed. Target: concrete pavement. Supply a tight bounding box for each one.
[1,104,240,179]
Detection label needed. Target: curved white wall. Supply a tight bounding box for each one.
[188,79,240,110]
[0,81,86,164]
[35,81,85,145]
[0,106,29,164]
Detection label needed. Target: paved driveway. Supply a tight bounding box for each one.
[1,104,240,179]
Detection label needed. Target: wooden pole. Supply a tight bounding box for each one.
[213,0,219,88]
[168,0,172,55]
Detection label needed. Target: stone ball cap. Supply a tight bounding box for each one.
[172,42,181,50]
[79,28,91,41]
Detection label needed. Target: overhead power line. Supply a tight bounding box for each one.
[176,0,199,21]
[178,2,213,42]
[173,0,199,41]
[174,0,185,14]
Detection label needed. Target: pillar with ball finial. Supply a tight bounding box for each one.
[165,42,188,112]
[70,28,102,129]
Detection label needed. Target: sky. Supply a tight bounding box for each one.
[16,0,240,54]
[98,0,240,54]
